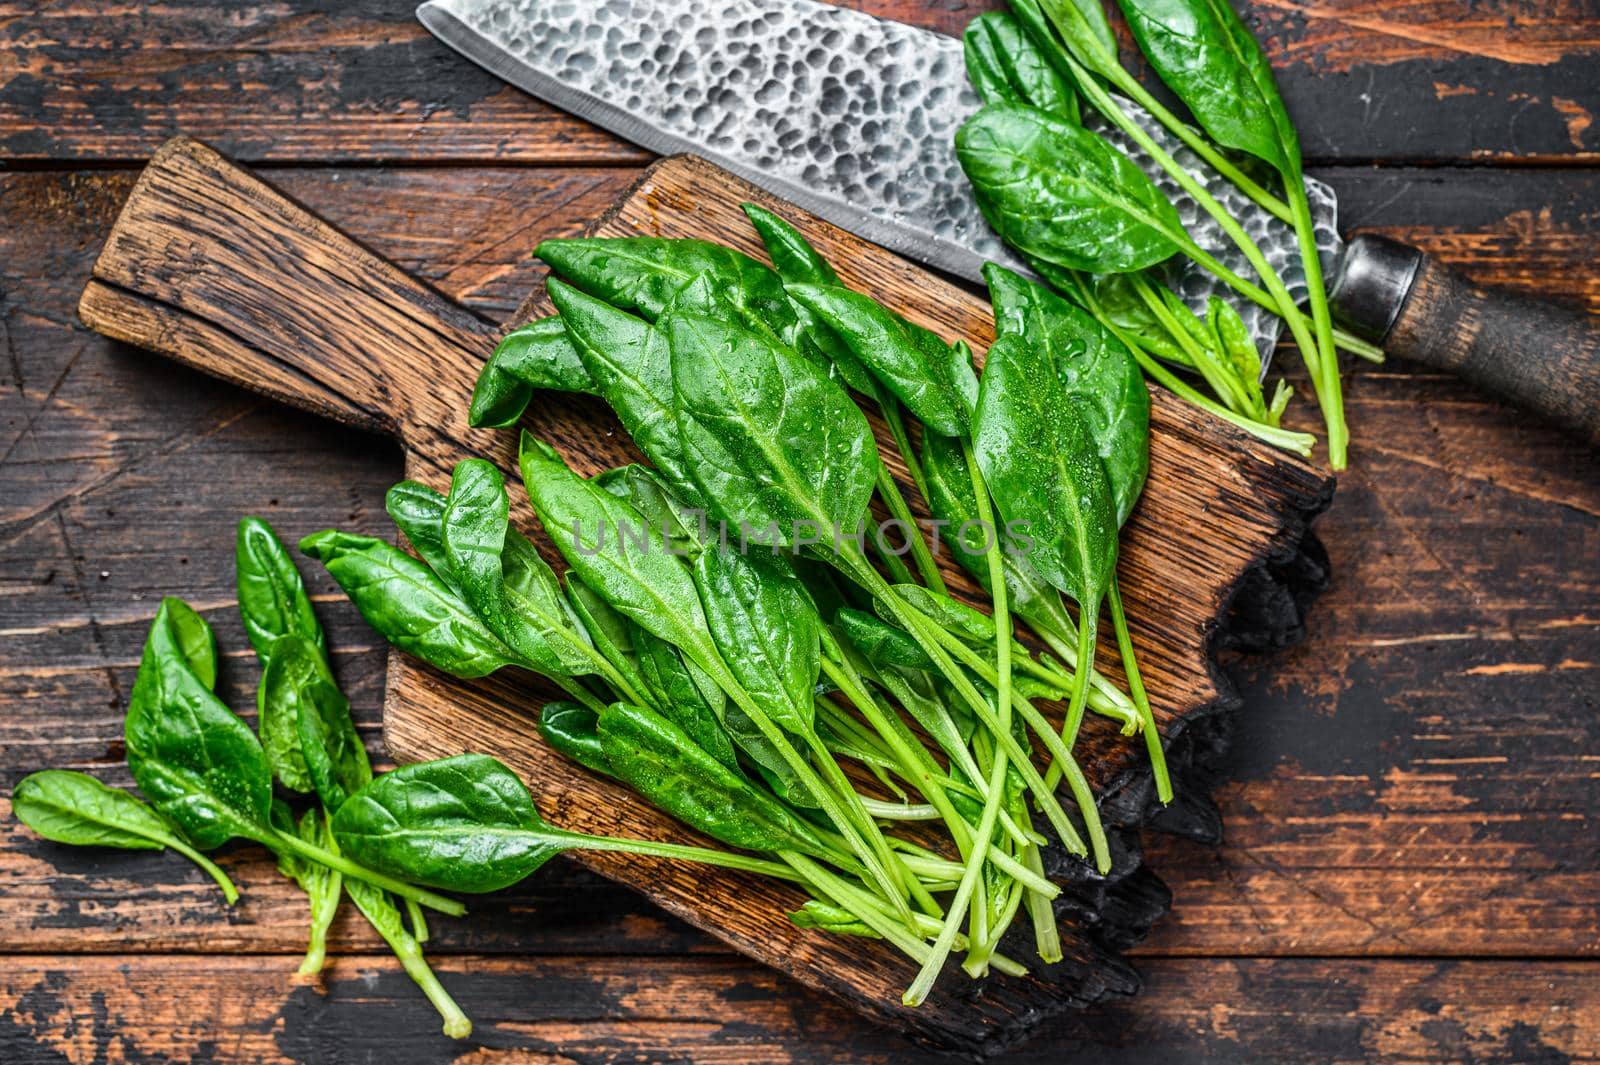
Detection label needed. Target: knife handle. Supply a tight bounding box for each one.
[1332,233,1600,444]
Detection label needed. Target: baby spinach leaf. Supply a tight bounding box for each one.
[564,574,652,704]
[1115,0,1301,180]
[158,598,219,693]
[985,263,1150,526]
[537,236,795,334]
[546,278,702,505]
[965,11,1078,121]
[125,599,275,851]
[237,516,325,666]
[596,702,834,861]
[665,310,877,551]
[469,315,596,429]
[518,434,716,669]
[837,608,936,674]
[630,620,740,770]
[957,103,1184,274]
[278,638,372,815]
[693,547,820,736]
[1014,0,1122,81]
[595,464,703,560]
[921,431,1078,642]
[442,459,592,677]
[332,753,561,894]
[972,333,1119,612]
[12,770,173,852]
[785,283,972,437]
[300,531,520,679]
[538,700,615,778]
[384,480,457,588]
[258,632,335,794]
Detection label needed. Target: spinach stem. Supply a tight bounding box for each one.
[354,895,471,1040]
[1020,825,1063,963]
[874,458,946,593]
[1068,276,1318,456]
[883,402,934,509]
[167,837,241,905]
[1108,578,1172,803]
[554,676,608,717]
[1132,274,1257,417]
[692,643,918,928]
[549,831,805,881]
[405,896,430,943]
[266,828,467,916]
[1288,181,1349,468]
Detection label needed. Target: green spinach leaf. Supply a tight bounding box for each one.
[469,315,596,429]
[237,516,325,665]
[965,11,1078,121]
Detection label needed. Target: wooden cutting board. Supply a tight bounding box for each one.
[79,137,1333,1054]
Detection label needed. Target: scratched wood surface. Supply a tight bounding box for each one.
[2,0,1598,1061]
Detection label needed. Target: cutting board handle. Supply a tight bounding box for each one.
[78,137,496,442]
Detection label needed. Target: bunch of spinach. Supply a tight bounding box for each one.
[955,0,1388,468]
[323,210,1179,1002]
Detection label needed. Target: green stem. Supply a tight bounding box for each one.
[1288,179,1349,468]
[1021,829,1062,963]
[1068,276,1317,456]
[875,458,946,593]
[1108,578,1171,803]
[884,402,935,509]
[167,836,240,905]
[367,907,472,1039]
[266,828,466,916]
[550,831,807,882]
[405,897,430,944]
[1061,603,1097,749]
[1133,274,1257,417]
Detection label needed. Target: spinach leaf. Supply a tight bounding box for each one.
[1115,0,1300,180]
[837,608,936,674]
[693,546,820,736]
[564,574,652,705]
[665,310,877,551]
[237,516,325,665]
[785,283,973,437]
[630,620,740,769]
[384,480,457,587]
[921,431,1078,642]
[596,702,834,861]
[1014,0,1122,81]
[957,103,1184,274]
[537,236,796,335]
[11,770,241,904]
[441,458,593,677]
[518,434,716,669]
[282,635,372,815]
[546,278,702,504]
[985,263,1150,525]
[258,632,335,794]
[538,700,615,778]
[332,753,561,894]
[595,464,703,560]
[300,531,520,679]
[972,333,1119,613]
[469,315,595,429]
[125,599,275,850]
[965,11,1078,121]
[162,598,219,692]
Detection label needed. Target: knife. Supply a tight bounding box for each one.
[419,0,1600,443]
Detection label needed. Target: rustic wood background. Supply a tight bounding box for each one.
[1,1,1595,1061]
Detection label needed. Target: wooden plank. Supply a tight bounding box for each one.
[1,163,1594,967]
[0,955,1597,1063]
[0,2,1593,165]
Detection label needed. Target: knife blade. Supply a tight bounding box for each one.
[417,0,1340,366]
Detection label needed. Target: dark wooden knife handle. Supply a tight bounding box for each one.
[1333,233,1600,444]
[78,136,497,445]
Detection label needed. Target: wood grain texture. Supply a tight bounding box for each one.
[2,955,1597,1064]
[72,138,1337,1050]
[2,159,1596,1059]
[0,1,1593,165]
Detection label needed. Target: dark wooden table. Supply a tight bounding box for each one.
[1,2,1596,1061]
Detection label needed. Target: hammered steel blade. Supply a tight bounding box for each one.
[418,0,1341,363]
